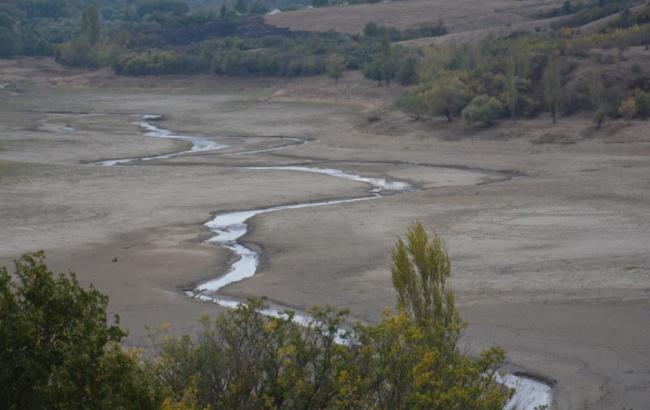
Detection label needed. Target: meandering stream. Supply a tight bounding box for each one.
[99,113,552,409]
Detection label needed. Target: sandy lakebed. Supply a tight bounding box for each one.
[1,63,649,408]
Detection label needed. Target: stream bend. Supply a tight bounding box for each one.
[99,113,552,410]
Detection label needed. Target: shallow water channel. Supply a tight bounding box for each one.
[100,114,552,409]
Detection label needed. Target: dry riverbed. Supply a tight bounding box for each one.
[1,62,649,409]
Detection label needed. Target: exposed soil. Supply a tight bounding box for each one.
[1,59,649,409]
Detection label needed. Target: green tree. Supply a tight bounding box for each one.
[633,89,650,119]
[422,75,472,122]
[462,95,504,126]
[510,38,531,79]
[152,224,509,409]
[0,13,19,57]
[150,300,352,409]
[0,252,161,409]
[363,21,381,37]
[397,54,418,86]
[396,91,427,120]
[326,52,345,82]
[391,223,459,331]
[381,30,395,86]
[80,5,100,45]
[235,0,247,14]
[619,97,637,119]
[363,56,384,86]
[588,70,605,128]
[55,37,98,68]
[417,46,454,84]
[504,57,519,122]
[543,56,561,123]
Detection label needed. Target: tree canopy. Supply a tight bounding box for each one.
[0,225,510,409]
[0,252,160,409]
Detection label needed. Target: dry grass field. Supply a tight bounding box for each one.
[265,0,565,34]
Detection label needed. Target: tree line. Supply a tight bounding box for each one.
[392,1,650,126]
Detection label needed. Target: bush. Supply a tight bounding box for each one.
[151,223,509,409]
[594,108,606,128]
[619,97,637,118]
[397,54,418,86]
[421,75,473,122]
[0,226,511,409]
[0,252,161,409]
[633,89,650,119]
[113,51,209,76]
[605,84,628,117]
[55,38,98,68]
[462,95,504,126]
[137,0,190,19]
[396,91,427,120]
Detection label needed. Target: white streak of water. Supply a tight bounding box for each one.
[99,115,226,166]
[497,373,553,410]
[247,166,412,193]
[99,114,552,409]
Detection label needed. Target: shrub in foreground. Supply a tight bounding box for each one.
[0,252,161,409]
[152,223,509,409]
[0,225,510,409]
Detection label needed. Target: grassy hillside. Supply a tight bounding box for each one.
[265,0,566,34]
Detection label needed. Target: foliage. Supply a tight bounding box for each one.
[633,89,650,119]
[16,0,67,18]
[616,89,650,119]
[113,51,208,75]
[462,95,504,126]
[326,52,345,82]
[397,54,418,86]
[396,91,427,120]
[80,5,100,45]
[544,56,562,123]
[422,74,473,122]
[0,252,161,409]
[363,21,447,42]
[380,31,395,86]
[150,223,509,409]
[604,84,628,117]
[504,58,519,121]
[55,37,99,68]
[551,0,632,29]
[363,55,385,86]
[137,0,191,19]
[618,97,636,118]
[593,108,606,128]
[390,223,459,331]
[587,69,604,111]
[0,225,509,409]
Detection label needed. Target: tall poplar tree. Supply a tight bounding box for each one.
[544,56,561,123]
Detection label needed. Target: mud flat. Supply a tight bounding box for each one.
[1,73,649,409]
[102,115,550,409]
